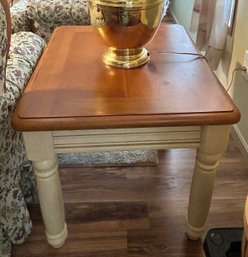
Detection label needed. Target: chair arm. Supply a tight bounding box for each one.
[0,32,45,129]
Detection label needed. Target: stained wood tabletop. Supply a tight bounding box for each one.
[12,24,240,131]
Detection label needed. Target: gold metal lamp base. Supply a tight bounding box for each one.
[102,47,150,69]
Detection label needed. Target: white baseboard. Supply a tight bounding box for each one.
[231,124,248,164]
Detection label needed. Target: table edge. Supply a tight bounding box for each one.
[12,108,241,132]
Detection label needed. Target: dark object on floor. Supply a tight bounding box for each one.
[203,228,243,257]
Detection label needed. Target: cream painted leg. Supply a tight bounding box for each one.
[186,125,231,240]
[33,158,67,247]
[23,132,68,248]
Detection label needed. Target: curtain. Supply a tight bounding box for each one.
[190,0,234,70]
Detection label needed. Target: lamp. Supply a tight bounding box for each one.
[89,0,169,69]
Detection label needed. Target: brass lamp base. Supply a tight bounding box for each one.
[102,47,150,69]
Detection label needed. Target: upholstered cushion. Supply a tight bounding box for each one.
[26,0,90,41]
[0,3,8,96]
[11,0,32,33]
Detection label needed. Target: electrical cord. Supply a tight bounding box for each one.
[226,67,247,92]
[149,50,208,61]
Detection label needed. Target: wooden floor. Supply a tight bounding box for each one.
[11,137,248,257]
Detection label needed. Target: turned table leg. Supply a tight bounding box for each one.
[23,132,68,248]
[186,125,231,240]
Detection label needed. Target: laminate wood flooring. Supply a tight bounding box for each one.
[11,137,248,257]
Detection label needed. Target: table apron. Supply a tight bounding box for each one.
[51,126,201,153]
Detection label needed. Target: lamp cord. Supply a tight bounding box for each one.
[149,50,207,61]
[226,67,247,92]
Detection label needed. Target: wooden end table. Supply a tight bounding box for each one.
[12,24,240,247]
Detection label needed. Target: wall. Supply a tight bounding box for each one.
[170,0,248,158]
[169,0,194,28]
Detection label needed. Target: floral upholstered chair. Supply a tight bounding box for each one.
[0,1,90,256]
[0,0,45,256]
[11,0,91,41]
